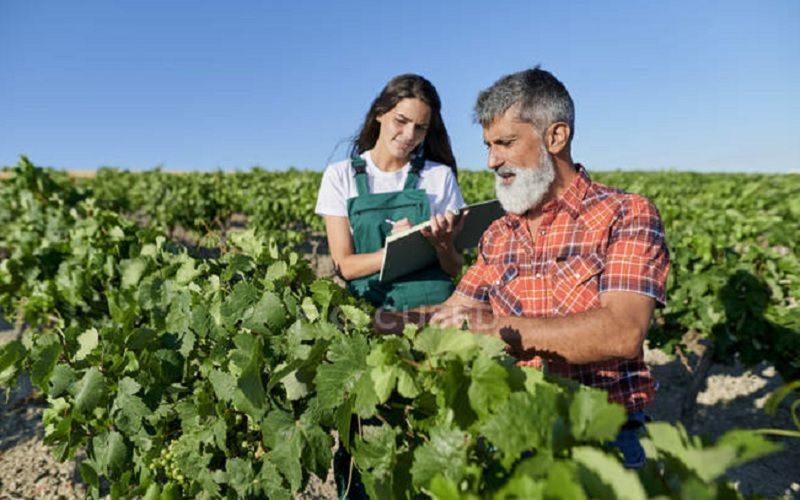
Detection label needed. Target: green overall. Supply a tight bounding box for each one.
[346,155,454,310]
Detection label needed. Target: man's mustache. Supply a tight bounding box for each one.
[495,165,523,177]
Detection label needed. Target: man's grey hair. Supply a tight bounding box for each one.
[475,66,575,140]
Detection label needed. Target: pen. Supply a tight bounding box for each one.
[385,218,396,226]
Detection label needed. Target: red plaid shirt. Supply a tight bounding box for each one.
[457,165,670,412]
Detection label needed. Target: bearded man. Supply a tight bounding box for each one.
[429,67,671,468]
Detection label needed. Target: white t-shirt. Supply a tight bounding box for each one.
[315,151,465,218]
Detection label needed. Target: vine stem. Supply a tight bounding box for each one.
[753,428,800,438]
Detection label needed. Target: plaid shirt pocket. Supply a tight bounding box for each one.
[487,264,524,316]
[552,253,604,314]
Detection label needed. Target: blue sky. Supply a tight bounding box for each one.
[1,1,798,173]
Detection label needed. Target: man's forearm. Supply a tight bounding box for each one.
[475,307,644,365]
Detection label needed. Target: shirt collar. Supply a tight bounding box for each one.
[558,163,590,219]
[503,163,590,227]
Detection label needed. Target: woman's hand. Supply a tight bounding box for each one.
[420,209,467,277]
[390,217,413,235]
[420,209,468,253]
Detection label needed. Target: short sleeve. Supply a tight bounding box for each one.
[455,238,492,303]
[600,196,670,306]
[315,164,349,217]
[440,170,466,213]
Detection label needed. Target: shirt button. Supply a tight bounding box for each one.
[535,273,542,278]
[539,229,547,236]
[573,272,580,278]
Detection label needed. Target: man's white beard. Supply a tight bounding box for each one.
[494,147,556,215]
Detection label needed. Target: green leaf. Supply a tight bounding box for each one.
[262,410,303,491]
[397,368,420,399]
[165,290,191,336]
[411,425,469,489]
[79,462,100,491]
[354,423,398,476]
[543,461,586,500]
[221,281,260,327]
[107,289,138,328]
[92,430,128,476]
[209,369,235,403]
[569,387,627,442]
[354,424,399,499]
[113,391,151,435]
[440,359,478,429]
[221,253,255,282]
[160,481,181,500]
[120,258,148,289]
[315,335,370,411]
[243,291,287,333]
[426,474,462,500]
[190,302,221,339]
[48,364,76,397]
[279,369,310,401]
[765,380,800,415]
[118,376,141,395]
[352,370,380,418]
[300,297,319,322]
[265,261,288,282]
[645,422,740,482]
[231,335,267,419]
[227,229,264,259]
[340,304,370,330]
[467,354,510,419]
[299,419,333,479]
[715,429,782,466]
[72,367,105,415]
[0,340,27,387]
[480,391,557,469]
[257,458,292,500]
[175,257,202,285]
[310,279,334,315]
[415,327,504,361]
[142,483,160,500]
[370,365,398,404]
[493,474,546,499]
[30,337,63,389]
[226,458,255,497]
[74,327,99,361]
[572,446,646,500]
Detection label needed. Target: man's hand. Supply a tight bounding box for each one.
[372,305,440,335]
[430,301,496,333]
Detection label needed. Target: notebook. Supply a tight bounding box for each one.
[379,199,504,283]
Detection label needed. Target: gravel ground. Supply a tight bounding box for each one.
[2,261,798,498]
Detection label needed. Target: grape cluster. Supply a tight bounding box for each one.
[148,441,186,487]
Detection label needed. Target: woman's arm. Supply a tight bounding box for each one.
[324,215,384,280]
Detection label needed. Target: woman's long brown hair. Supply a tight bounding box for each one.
[350,74,457,175]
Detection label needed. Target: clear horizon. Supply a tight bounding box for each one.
[2,1,798,174]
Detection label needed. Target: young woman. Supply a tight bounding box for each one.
[315,74,465,311]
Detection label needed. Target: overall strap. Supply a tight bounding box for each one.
[402,154,425,190]
[351,155,369,197]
